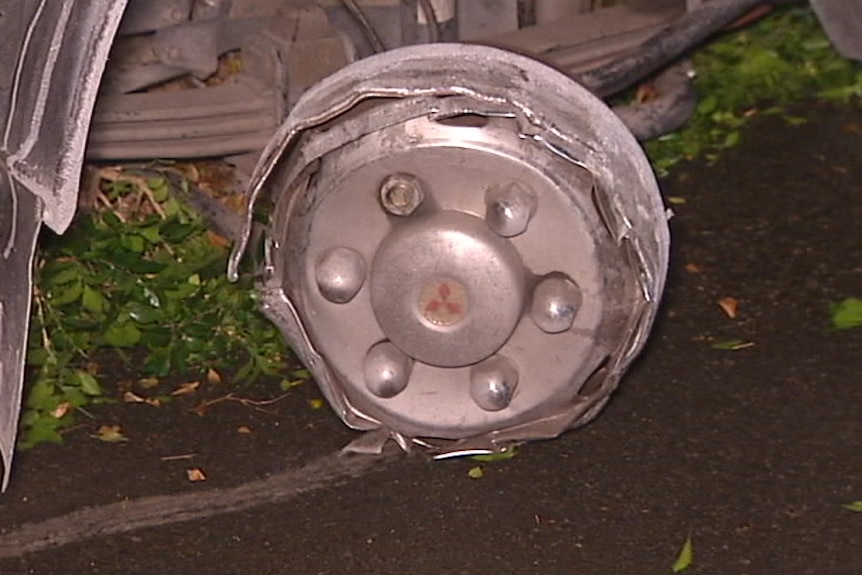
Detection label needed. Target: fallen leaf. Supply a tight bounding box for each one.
[124,391,162,406]
[844,501,862,512]
[51,402,71,419]
[470,446,519,462]
[467,466,484,479]
[308,398,325,410]
[783,115,807,127]
[684,263,703,273]
[291,368,312,381]
[206,230,231,249]
[137,377,160,389]
[206,368,222,385]
[280,378,305,391]
[237,426,252,434]
[92,425,128,443]
[829,298,862,330]
[711,339,754,350]
[672,533,694,573]
[667,196,687,205]
[171,381,200,396]
[223,194,246,213]
[717,296,739,319]
[186,468,207,482]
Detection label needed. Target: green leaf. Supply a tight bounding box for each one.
[164,282,199,300]
[142,347,172,377]
[19,417,64,449]
[672,534,694,573]
[829,298,862,330]
[470,446,519,462]
[25,378,59,410]
[783,115,808,127]
[43,262,83,287]
[696,94,717,115]
[844,501,862,512]
[103,321,142,347]
[82,285,105,314]
[138,224,162,243]
[127,303,162,324]
[26,348,49,367]
[49,280,83,306]
[280,378,306,391]
[146,177,169,202]
[121,234,146,254]
[711,339,754,350]
[160,219,197,243]
[467,466,484,479]
[106,248,165,274]
[721,129,740,149]
[143,287,161,308]
[57,385,88,408]
[75,370,102,396]
[163,196,182,218]
[291,368,312,380]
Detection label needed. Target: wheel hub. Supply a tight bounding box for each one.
[370,211,526,368]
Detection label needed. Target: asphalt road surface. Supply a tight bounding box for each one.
[0,102,860,575]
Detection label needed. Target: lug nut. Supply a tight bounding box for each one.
[364,341,413,398]
[470,355,518,411]
[485,180,536,237]
[315,247,366,304]
[531,274,582,334]
[379,173,425,216]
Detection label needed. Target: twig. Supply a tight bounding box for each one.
[192,392,289,416]
[58,424,90,437]
[95,190,123,220]
[160,453,197,462]
[31,286,55,362]
[98,167,167,219]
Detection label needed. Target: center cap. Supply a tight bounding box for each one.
[370,211,526,368]
[419,278,468,327]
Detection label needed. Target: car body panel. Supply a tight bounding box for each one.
[0,0,127,489]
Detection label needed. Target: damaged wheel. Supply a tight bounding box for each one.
[231,44,670,456]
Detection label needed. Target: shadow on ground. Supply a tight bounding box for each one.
[0,103,860,575]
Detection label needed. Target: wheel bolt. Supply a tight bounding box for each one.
[315,247,366,304]
[485,180,536,237]
[379,173,425,216]
[363,341,413,398]
[531,274,581,333]
[470,355,518,411]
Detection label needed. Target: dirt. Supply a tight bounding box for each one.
[0,102,860,575]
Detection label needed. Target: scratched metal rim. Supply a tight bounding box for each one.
[248,44,669,454]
